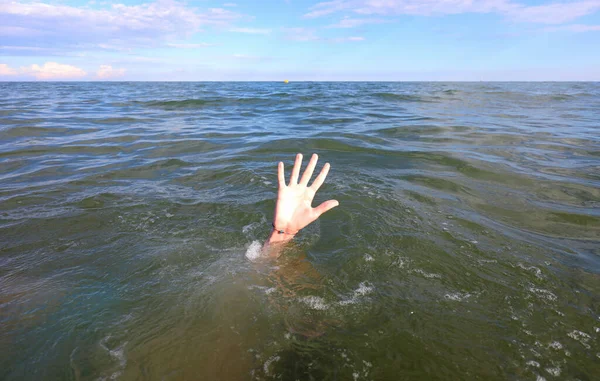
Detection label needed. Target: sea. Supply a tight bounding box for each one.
[1,82,599,380]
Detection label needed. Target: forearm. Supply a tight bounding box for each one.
[263,228,295,257]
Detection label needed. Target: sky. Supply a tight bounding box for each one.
[1,0,600,81]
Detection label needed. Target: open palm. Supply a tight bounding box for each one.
[273,153,339,235]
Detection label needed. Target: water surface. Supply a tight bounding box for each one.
[1,82,599,380]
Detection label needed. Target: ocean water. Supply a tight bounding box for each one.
[0,82,599,380]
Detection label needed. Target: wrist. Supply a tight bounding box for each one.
[271,222,298,236]
[267,229,295,244]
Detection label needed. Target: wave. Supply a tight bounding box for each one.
[144,97,280,109]
[370,92,432,102]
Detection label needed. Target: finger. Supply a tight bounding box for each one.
[313,199,339,217]
[277,161,285,188]
[309,162,330,192]
[289,153,303,185]
[299,153,318,186]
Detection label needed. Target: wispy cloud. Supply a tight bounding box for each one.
[331,36,366,42]
[96,65,126,79]
[223,2,237,6]
[0,0,244,54]
[327,16,387,28]
[305,0,600,24]
[546,24,600,32]
[229,27,272,34]
[0,63,18,76]
[283,27,321,41]
[509,2,600,24]
[20,62,87,80]
[167,42,215,48]
[282,27,365,42]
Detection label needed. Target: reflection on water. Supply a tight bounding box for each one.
[1,82,599,380]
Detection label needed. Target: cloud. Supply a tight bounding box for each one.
[20,62,87,80]
[508,1,600,24]
[329,36,366,42]
[223,2,237,6]
[304,0,600,24]
[283,27,321,41]
[282,28,365,42]
[546,23,600,32]
[0,63,18,76]
[305,0,353,18]
[0,0,243,54]
[327,16,387,28]
[229,27,272,34]
[96,65,126,79]
[167,42,215,48]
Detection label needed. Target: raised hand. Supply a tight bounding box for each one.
[266,153,339,246]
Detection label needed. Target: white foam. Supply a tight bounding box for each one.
[545,367,561,377]
[245,241,263,261]
[99,336,127,380]
[528,287,557,302]
[548,341,562,350]
[526,360,540,368]
[364,254,374,262]
[445,292,471,301]
[301,296,329,310]
[355,282,374,296]
[568,330,591,348]
[265,287,276,295]
[393,256,410,269]
[518,263,543,279]
[536,376,546,381]
[411,269,442,279]
[338,282,374,305]
[263,355,280,375]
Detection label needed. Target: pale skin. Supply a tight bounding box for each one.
[263,153,339,255]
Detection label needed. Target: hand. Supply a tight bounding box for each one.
[268,153,339,245]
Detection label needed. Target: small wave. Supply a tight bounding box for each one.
[144,97,273,109]
[300,117,362,125]
[370,92,431,102]
[338,281,374,305]
[89,117,149,124]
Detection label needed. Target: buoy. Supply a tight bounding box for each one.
[284,80,289,84]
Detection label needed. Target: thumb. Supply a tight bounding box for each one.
[313,199,339,217]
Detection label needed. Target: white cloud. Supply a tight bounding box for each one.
[283,27,320,41]
[20,62,87,80]
[330,36,366,42]
[229,27,272,34]
[547,24,600,32]
[0,63,18,76]
[167,42,215,48]
[509,1,600,24]
[96,65,126,79]
[282,28,365,42]
[0,0,244,53]
[223,2,237,6]
[305,0,600,24]
[327,17,386,28]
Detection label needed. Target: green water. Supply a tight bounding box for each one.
[1,82,599,380]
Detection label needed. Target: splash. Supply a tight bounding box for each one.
[245,240,263,261]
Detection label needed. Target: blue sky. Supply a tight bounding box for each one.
[1,0,599,80]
